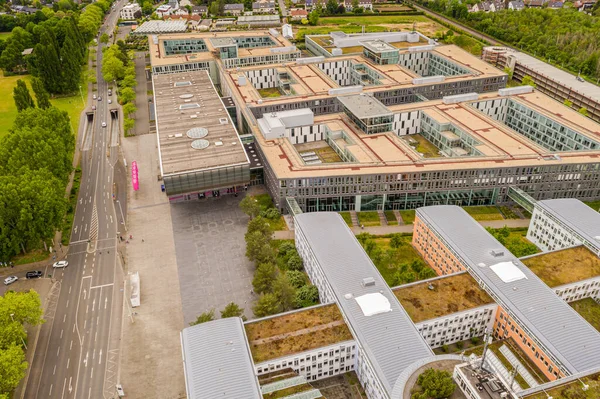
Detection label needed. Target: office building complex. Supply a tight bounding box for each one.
[483,47,600,123]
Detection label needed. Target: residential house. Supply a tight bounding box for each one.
[525,0,545,7]
[508,0,525,9]
[252,1,276,13]
[10,5,39,14]
[343,0,372,11]
[548,1,563,7]
[489,0,505,11]
[470,1,491,12]
[223,3,245,15]
[191,5,208,15]
[290,8,308,20]
[120,2,142,20]
[197,19,212,30]
[156,4,172,16]
[573,0,595,9]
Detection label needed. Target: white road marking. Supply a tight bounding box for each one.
[53,365,56,375]
[60,329,63,339]
[93,349,96,360]
[92,299,96,312]
[96,316,99,326]
[66,300,69,308]
[99,349,103,365]
[95,332,97,342]
[57,347,60,357]
[86,305,88,314]
[70,340,73,350]
[69,286,72,294]
[91,283,113,289]
[49,384,53,396]
[63,314,66,323]
[67,358,70,369]
[61,378,66,399]
[84,320,87,329]
[91,367,94,379]
[105,297,108,309]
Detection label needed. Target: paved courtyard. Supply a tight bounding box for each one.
[171,194,257,324]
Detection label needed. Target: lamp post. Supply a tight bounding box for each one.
[9,314,28,350]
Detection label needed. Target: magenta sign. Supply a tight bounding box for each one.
[132,161,139,191]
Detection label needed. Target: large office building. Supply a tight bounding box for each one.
[483,47,600,123]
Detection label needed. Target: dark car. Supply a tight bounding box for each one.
[26,271,43,279]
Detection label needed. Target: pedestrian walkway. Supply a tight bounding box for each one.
[272,218,531,240]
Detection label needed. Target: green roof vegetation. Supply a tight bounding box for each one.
[257,87,282,98]
[570,298,600,333]
[245,304,353,363]
[522,246,600,287]
[523,372,600,399]
[262,383,314,399]
[393,273,493,323]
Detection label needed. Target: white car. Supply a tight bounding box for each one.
[52,261,69,268]
[3,276,18,285]
[93,94,97,100]
[102,122,107,128]
[108,99,112,104]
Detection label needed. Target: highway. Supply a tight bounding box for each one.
[23,1,129,398]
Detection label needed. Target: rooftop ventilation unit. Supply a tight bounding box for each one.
[490,249,505,258]
[362,277,375,287]
[219,118,228,124]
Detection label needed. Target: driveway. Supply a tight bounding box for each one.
[171,194,257,324]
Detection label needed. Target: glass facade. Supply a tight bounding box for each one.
[425,53,471,77]
[362,48,400,65]
[164,164,250,196]
[219,45,238,60]
[234,36,276,48]
[163,39,208,56]
[420,112,483,157]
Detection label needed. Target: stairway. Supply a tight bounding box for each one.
[349,210,359,227]
[378,210,388,226]
[393,210,404,225]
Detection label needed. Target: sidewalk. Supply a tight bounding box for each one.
[272,218,531,240]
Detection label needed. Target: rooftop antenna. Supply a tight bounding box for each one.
[480,328,492,371]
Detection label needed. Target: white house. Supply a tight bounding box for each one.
[120,2,142,20]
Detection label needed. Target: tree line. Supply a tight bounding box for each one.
[0,290,44,397]
[419,1,600,80]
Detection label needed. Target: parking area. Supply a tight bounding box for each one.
[170,194,257,324]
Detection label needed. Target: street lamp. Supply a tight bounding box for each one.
[9,314,28,350]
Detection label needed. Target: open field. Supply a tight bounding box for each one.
[0,70,88,138]
[245,304,353,363]
[394,273,493,323]
[524,372,600,399]
[522,246,600,287]
[570,298,600,333]
[0,32,11,39]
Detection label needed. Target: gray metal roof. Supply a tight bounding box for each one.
[181,317,262,399]
[294,212,433,394]
[337,94,392,120]
[416,205,600,374]
[535,199,600,251]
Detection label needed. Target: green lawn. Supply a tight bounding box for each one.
[384,210,398,225]
[257,87,281,98]
[357,211,380,227]
[0,32,11,39]
[339,211,354,227]
[0,70,88,138]
[584,201,600,212]
[399,209,416,224]
[318,15,430,26]
[463,206,504,221]
[570,298,600,333]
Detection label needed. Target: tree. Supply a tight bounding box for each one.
[246,216,272,238]
[31,77,51,109]
[286,270,306,288]
[277,241,296,258]
[122,102,137,117]
[209,1,219,15]
[578,107,588,116]
[245,231,274,263]
[252,262,278,294]
[119,87,136,104]
[414,368,456,399]
[351,0,359,10]
[273,273,296,311]
[34,28,62,94]
[240,196,261,219]
[295,285,319,308]
[253,293,281,317]
[100,33,109,44]
[0,345,27,394]
[389,233,404,249]
[0,290,44,327]
[503,66,513,81]
[102,54,125,83]
[185,4,192,14]
[13,80,35,112]
[326,0,338,14]
[189,309,214,325]
[520,75,536,88]
[220,302,246,321]
[287,254,303,271]
[308,9,320,25]
[563,99,573,108]
[59,28,81,93]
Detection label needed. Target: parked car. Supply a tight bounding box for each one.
[52,261,68,268]
[108,99,112,104]
[92,105,97,111]
[3,276,18,285]
[98,96,102,101]
[102,122,107,128]
[108,89,112,96]
[93,94,97,100]
[26,271,43,279]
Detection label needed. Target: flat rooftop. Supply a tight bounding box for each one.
[250,90,600,179]
[244,304,353,364]
[535,199,600,250]
[338,94,392,119]
[153,70,249,176]
[521,246,600,287]
[417,205,600,374]
[486,47,600,104]
[393,273,494,323]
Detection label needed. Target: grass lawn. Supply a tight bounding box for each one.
[339,211,353,227]
[0,32,11,39]
[384,210,398,225]
[570,298,600,333]
[584,201,600,212]
[399,209,416,224]
[357,211,380,227]
[522,246,600,287]
[367,233,427,285]
[374,4,413,11]
[498,205,520,219]
[11,249,51,266]
[318,15,431,26]
[257,87,281,98]
[0,69,88,138]
[263,384,313,399]
[463,206,504,221]
[411,134,442,158]
[523,372,600,399]
[62,166,82,245]
[314,145,342,163]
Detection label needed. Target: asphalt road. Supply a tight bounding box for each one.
[23,2,128,398]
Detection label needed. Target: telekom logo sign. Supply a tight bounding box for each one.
[132,161,139,191]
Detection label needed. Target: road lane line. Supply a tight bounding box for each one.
[70,340,73,350]
[66,299,69,308]
[60,329,63,339]
[91,283,114,289]
[95,332,97,342]
[97,316,99,326]
[49,384,52,396]
[91,367,94,379]
[53,365,56,375]
[61,378,66,399]
[69,286,72,294]
[67,358,70,369]
[57,346,60,357]
[86,305,88,314]
[63,314,66,323]
[84,320,87,329]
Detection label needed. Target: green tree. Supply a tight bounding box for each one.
[418,267,437,280]
[13,79,35,112]
[123,117,135,134]
[59,29,81,93]
[209,1,219,15]
[253,293,281,317]
[286,270,306,288]
[102,54,125,83]
[287,254,303,271]
[414,368,456,399]
[34,28,62,94]
[578,107,588,116]
[0,290,44,327]
[389,233,404,249]
[277,241,296,258]
[122,102,137,117]
[119,87,136,104]
[563,99,573,107]
[100,33,109,44]
[220,302,246,321]
[246,216,272,238]
[189,309,214,325]
[245,230,273,263]
[308,9,320,25]
[240,196,261,219]
[503,66,513,81]
[273,273,296,311]
[520,75,537,88]
[326,0,338,14]
[294,285,319,308]
[0,345,27,394]
[31,77,51,109]
[252,262,278,294]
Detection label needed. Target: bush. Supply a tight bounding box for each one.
[287,254,304,271]
[286,270,306,288]
[415,368,456,399]
[294,285,319,308]
[260,208,281,220]
[456,341,464,349]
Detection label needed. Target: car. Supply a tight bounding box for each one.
[92,105,97,111]
[108,99,112,104]
[52,260,68,268]
[102,122,107,128]
[108,89,112,96]
[98,96,102,101]
[3,276,18,285]
[26,271,43,279]
[93,94,97,100]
